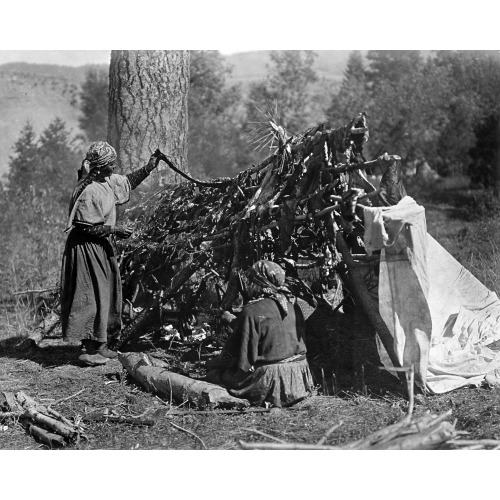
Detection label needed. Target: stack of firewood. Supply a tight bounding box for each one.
[0,390,85,447]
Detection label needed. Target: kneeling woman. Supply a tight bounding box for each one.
[206,260,314,407]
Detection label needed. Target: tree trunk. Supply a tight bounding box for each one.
[118,352,250,409]
[495,118,500,197]
[108,50,190,186]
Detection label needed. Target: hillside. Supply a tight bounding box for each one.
[0,63,107,179]
[225,50,352,85]
[0,51,352,179]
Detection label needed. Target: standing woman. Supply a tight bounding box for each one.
[61,141,161,366]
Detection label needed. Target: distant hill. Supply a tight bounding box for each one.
[0,51,353,179]
[225,50,352,86]
[0,62,107,180]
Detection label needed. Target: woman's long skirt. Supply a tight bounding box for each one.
[60,230,122,344]
[206,356,314,407]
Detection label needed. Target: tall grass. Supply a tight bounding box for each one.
[465,218,500,295]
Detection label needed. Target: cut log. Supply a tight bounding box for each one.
[29,424,66,448]
[23,408,78,442]
[15,391,82,444]
[118,352,250,409]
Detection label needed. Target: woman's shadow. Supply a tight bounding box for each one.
[0,335,82,368]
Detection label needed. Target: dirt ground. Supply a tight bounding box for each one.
[1,181,500,451]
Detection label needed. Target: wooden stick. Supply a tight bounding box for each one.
[154,407,273,417]
[239,441,340,450]
[447,439,500,448]
[241,428,286,444]
[83,415,156,427]
[246,155,274,175]
[13,287,57,296]
[406,364,415,421]
[316,421,344,446]
[51,388,86,406]
[46,407,79,429]
[169,421,207,449]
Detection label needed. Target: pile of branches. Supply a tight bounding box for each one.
[116,113,403,369]
[0,390,86,448]
[237,409,500,450]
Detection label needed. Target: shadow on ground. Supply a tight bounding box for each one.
[0,336,82,368]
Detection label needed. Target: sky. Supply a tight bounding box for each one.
[0,50,243,67]
[2,0,497,70]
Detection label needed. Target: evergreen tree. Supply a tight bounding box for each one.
[246,51,318,135]
[7,122,41,194]
[188,50,247,178]
[326,51,369,126]
[366,57,453,162]
[365,50,423,90]
[434,50,500,178]
[79,66,109,141]
[38,118,81,197]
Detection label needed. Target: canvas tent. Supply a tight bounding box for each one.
[365,196,500,393]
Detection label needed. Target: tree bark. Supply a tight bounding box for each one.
[118,352,250,409]
[108,50,190,186]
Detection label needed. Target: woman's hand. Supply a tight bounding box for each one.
[220,310,237,325]
[114,222,134,239]
[145,151,161,173]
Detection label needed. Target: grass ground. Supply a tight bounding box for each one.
[1,178,500,452]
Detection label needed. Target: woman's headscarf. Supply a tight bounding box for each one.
[247,260,293,318]
[68,141,117,222]
[84,141,117,171]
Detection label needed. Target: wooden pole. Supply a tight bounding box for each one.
[335,231,406,386]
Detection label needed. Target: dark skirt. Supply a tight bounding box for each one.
[206,357,314,407]
[60,230,122,344]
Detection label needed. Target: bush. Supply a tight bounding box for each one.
[462,188,500,221]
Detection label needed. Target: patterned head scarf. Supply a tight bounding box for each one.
[247,260,293,318]
[85,141,117,170]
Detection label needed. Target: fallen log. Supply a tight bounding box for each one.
[118,352,250,409]
[29,424,67,448]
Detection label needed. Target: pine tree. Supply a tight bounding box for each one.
[38,118,81,204]
[188,50,246,178]
[79,66,109,141]
[247,51,318,135]
[7,122,41,194]
[326,51,369,126]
